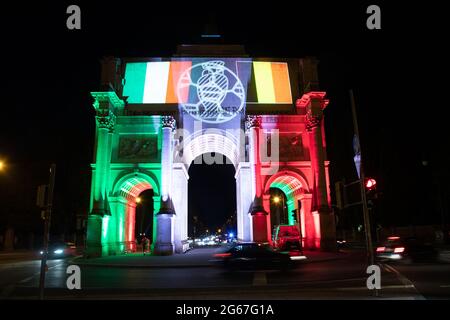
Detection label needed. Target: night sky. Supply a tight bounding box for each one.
[0,1,447,244]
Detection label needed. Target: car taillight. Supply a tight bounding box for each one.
[394,247,405,253]
[213,253,231,258]
[376,247,385,252]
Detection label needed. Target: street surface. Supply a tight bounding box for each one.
[0,247,449,299]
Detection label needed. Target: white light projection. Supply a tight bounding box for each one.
[177,61,246,124]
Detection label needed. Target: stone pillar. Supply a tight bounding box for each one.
[263,194,272,243]
[172,163,189,253]
[86,107,115,257]
[235,163,252,242]
[302,92,336,251]
[298,194,316,249]
[154,116,176,255]
[246,116,268,243]
[151,196,161,252]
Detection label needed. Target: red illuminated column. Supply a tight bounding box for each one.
[298,194,315,249]
[154,116,176,255]
[301,92,336,251]
[125,202,136,252]
[263,194,272,243]
[246,116,269,243]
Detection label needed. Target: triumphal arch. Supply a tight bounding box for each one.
[86,45,335,257]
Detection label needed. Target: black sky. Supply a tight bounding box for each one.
[0,1,448,238]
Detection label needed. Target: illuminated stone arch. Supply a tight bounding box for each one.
[263,169,315,246]
[107,171,160,253]
[178,129,240,168]
[264,169,310,197]
[112,170,160,200]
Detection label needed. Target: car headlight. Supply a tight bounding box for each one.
[54,249,64,254]
[40,251,44,255]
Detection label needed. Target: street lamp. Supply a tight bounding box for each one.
[0,160,5,171]
[136,197,142,204]
[273,196,280,204]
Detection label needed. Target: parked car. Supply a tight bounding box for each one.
[375,236,438,263]
[212,242,300,271]
[272,225,302,252]
[39,242,77,259]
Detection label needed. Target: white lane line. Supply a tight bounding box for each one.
[381,264,426,300]
[17,261,66,285]
[252,272,267,286]
[440,285,450,288]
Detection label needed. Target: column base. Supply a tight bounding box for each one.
[154,212,175,256]
[84,242,102,258]
[251,212,269,243]
[319,212,337,252]
[153,243,174,255]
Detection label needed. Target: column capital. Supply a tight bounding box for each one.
[96,109,116,132]
[245,115,262,131]
[161,115,176,131]
[305,111,322,132]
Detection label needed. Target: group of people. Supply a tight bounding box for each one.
[138,234,150,255]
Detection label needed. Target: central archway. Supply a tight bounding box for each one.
[173,130,241,248]
[188,153,236,241]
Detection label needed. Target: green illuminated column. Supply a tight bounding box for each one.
[86,108,115,257]
[246,116,268,243]
[86,92,123,257]
[154,116,176,255]
[151,196,161,251]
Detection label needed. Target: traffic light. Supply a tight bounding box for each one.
[365,178,377,190]
[365,178,378,205]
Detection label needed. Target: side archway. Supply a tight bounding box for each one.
[263,169,320,249]
[107,171,160,253]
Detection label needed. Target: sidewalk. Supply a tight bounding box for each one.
[71,247,350,268]
[0,250,39,261]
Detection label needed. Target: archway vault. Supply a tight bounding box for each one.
[112,171,160,201]
[264,169,310,197]
[179,129,240,168]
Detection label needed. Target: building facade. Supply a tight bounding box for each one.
[86,45,335,257]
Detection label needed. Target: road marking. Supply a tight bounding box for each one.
[252,272,267,286]
[381,264,426,300]
[440,285,450,288]
[16,261,67,286]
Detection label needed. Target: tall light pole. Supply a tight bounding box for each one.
[39,163,56,300]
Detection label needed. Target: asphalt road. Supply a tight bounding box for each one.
[0,249,449,299]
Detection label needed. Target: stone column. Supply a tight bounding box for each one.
[298,193,316,249]
[246,116,268,243]
[303,92,336,251]
[263,194,272,243]
[151,196,161,252]
[86,108,115,257]
[154,116,176,255]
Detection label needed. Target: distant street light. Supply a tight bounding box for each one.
[136,197,142,204]
[0,160,5,171]
[273,196,280,204]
